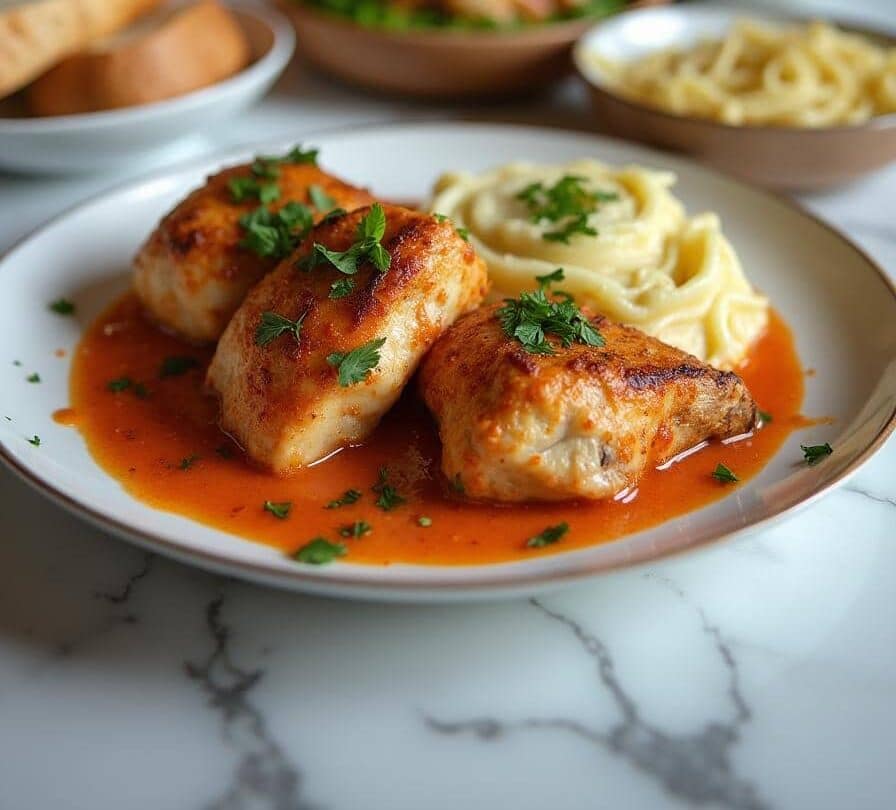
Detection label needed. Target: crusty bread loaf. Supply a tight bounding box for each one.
[26,0,251,116]
[0,0,162,99]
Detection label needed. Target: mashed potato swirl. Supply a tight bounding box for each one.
[430,160,768,369]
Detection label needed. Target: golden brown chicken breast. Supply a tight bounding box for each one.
[419,296,757,502]
[207,204,489,474]
[133,152,375,343]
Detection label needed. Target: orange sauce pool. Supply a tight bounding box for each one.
[67,293,806,566]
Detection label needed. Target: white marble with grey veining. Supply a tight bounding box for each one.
[1,2,895,807]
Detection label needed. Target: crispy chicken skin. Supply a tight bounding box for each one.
[419,304,757,502]
[133,163,375,343]
[207,204,489,474]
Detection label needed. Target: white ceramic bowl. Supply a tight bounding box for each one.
[573,3,896,190]
[0,3,295,174]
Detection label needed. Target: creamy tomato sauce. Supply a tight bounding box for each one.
[64,293,805,565]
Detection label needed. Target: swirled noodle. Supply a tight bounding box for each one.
[430,160,768,369]
[594,19,896,127]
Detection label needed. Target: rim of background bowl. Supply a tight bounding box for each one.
[0,120,894,596]
[573,2,896,136]
[0,2,296,134]
[279,0,655,43]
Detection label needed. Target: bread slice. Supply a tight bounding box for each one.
[0,0,162,99]
[26,0,252,116]
[26,0,251,115]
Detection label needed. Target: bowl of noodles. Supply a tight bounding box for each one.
[573,3,896,190]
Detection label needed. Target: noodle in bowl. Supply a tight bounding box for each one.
[592,19,896,128]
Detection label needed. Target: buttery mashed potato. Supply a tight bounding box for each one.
[430,160,768,369]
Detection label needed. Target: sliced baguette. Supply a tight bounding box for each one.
[0,0,162,99]
[26,0,252,116]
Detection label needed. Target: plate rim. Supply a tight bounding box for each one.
[1,120,894,598]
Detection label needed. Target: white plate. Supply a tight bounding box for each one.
[0,3,295,174]
[1,122,894,601]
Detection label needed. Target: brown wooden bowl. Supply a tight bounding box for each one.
[573,4,896,191]
[276,0,665,100]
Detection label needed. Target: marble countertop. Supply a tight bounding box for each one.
[2,3,895,807]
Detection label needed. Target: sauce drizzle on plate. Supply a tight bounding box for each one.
[67,292,806,566]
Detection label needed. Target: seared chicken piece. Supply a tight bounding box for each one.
[207,204,488,473]
[419,303,756,502]
[133,162,374,343]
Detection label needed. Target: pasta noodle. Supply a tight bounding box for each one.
[595,19,896,127]
[430,160,768,369]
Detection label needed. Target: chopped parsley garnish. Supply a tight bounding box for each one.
[160,355,198,378]
[250,157,280,180]
[373,467,405,511]
[516,175,617,244]
[450,473,465,494]
[801,443,833,465]
[258,184,280,204]
[302,243,363,275]
[544,213,597,244]
[535,268,565,288]
[264,500,292,519]
[255,309,309,347]
[326,488,362,509]
[228,176,280,204]
[357,204,386,243]
[28,435,41,447]
[239,202,314,260]
[293,537,346,565]
[215,443,234,459]
[107,377,147,397]
[527,522,569,548]
[26,373,41,383]
[249,145,319,181]
[328,278,355,299]
[327,337,386,387]
[321,207,347,224]
[432,213,471,240]
[49,298,75,315]
[497,287,604,355]
[711,463,739,483]
[758,409,773,424]
[417,516,432,527]
[339,520,372,538]
[282,145,319,165]
[309,184,336,212]
[299,203,390,275]
[179,454,199,470]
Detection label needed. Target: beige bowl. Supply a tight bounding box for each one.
[277,0,664,100]
[573,4,896,191]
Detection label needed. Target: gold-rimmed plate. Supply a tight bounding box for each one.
[1,122,894,601]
